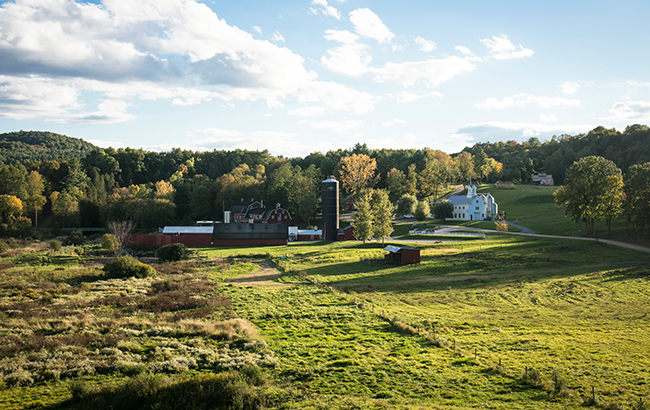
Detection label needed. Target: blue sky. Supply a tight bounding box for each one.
[1,0,649,157]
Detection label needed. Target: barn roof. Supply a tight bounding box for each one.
[163,226,214,234]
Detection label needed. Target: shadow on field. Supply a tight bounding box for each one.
[304,238,650,294]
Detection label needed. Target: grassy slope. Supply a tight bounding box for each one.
[3,237,649,409]
[205,240,650,409]
[474,184,648,243]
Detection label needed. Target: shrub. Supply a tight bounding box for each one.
[433,201,453,220]
[521,368,542,387]
[414,201,430,221]
[552,369,567,395]
[63,230,85,246]
[157,243,190,263]
[49,240,62,253]
[104,256,156,279]
[101,234,118,254]
[396,194,417,215]
[0,239,8,253]
[632,398,649,410]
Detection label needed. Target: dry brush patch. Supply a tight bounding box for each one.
[0,262,275,388]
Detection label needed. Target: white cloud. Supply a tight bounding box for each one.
[321,40,371,77]
[287,106,328,117]
[297,81,381,115]
[455,121,595,143]
[602,101,650,122]
[539,114,558,122]
[197,128,245,138]
[324,29,359,44]
[49,99,136,124]
[0,75,80,119]
[480,35,533,60]
[622,81,650,87]
[253,26,262,35]
[271,31,285,42]
[455,45,482,62]
[396,90,443,103]
[391,44,403,52]
[299,119,362,133]
[382,118,406,127]
[0,0,381,120]
[560,81,580,95]
[349,8,394,44]
[415,36,436,52]
[311,0,341,19]
[372,56,475,87]
[475,93,581,110]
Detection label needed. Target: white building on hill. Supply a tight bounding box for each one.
[447,185,498,221]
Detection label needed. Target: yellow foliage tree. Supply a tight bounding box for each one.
[339,154,378,198]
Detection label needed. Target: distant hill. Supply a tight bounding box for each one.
[0,130,99,163]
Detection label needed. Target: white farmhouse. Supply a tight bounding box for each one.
[447,185,498,221]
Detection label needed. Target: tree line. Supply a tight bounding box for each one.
[0,125,649,237]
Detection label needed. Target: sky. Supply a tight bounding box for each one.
[1,0,649,158]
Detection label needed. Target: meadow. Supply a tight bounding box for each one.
[1,197,649,409]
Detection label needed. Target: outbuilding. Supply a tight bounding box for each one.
[383,245,421,265]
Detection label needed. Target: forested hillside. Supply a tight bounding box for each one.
[0,125,649,236]
[0,131,98,163]
[466,124,650,184]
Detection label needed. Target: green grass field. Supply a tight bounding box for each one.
[2,236,649,409]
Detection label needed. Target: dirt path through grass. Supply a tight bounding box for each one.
[225,261,296,287]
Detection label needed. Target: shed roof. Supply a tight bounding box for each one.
[163,226,214,234]
[384,245,419,253]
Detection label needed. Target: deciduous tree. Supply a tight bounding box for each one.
[623,162,650,230]
[352,191,373,244]
[396,194,417,216]
[25,171,46,227]
[414,201,430,221]
[371,189,394,244]
[339,154,378,198]
[554,156,623,235]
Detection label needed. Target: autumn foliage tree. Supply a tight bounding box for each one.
[339,154,378,199]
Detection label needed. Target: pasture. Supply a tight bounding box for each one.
[0,235,648,409]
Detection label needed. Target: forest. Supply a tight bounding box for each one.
[0,125,649,236]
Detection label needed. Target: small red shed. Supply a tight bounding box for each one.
[383,245,420,265]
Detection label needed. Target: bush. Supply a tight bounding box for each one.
[396,194,417,215]
[414,201,430,221]
[433,201,453,220]
[104,256,156,279]
[49,240,62,253]
[0,240,8,253]
[552,369,567,395]
[521,368,542,387]
[63,230,85,246]
[101,234,118,254]
[157,243,190,263]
